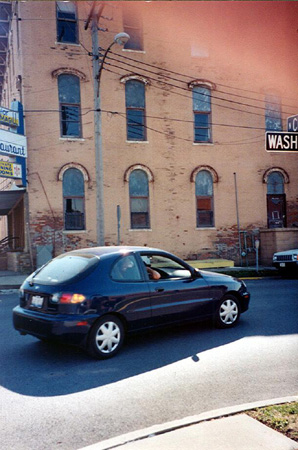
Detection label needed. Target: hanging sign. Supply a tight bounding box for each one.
[0,160,22,179]
[0,106,19,128]
[0,129,27,158]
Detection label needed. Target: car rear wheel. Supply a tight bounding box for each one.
[215,295,240,328]
[88,315,125,359]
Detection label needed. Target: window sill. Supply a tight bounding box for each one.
[196,227,216,230]
[55,41,80,47]
[126,140,149,144]
[193,142,214,146]
[122,49,146,54]
[63,230,87,234]
[129,228,152,232]
[60,137,85,142]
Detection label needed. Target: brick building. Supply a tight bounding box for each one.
[1,1,298,271]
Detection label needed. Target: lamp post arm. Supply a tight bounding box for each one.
[96,42,115,97]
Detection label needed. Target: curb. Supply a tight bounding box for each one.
[79,395,298,450]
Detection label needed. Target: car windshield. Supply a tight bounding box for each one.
[32,253,99,285]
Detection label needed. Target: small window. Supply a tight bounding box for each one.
[111,255,142,281]
[123,6,143,51]
[63,168,85,230]
[195,170,214,227]
[56,1,78,44]
[58,74,81,137]
[193,86,212,143]
[265,94,282,131]
[125,80,146,141]
[129,169,150,229]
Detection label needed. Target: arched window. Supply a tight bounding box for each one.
[58,74,81,137]
[56,1,78,44]
[63,168,85,230]
[125,80,146,141]
[192,86,212,143]
[129,169,150,229]
[267,171,284,194]
[195,170,214,227]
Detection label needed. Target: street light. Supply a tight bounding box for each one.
[97,32,130,95]
[91,27,130,245]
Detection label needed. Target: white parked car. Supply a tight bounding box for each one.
[272,249,298,273]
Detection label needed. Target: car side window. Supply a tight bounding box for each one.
[111,255,142,282]
[141,255,192,280]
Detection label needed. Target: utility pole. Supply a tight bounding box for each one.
[85,2,105,246]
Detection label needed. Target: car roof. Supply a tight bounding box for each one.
[68,246,164,258]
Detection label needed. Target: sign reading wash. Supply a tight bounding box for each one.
[266,131,298,151]
[0,128,27,158]
[0,160,22,179]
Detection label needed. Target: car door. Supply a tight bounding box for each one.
[108,254,152,331]
[139,253,211,327]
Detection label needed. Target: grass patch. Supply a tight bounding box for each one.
[246,402,298,442]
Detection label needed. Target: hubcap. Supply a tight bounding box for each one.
[219,299,238,325]
[95,321,121,354]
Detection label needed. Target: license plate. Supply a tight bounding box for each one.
[31,295,44,308]
[279,262,286,267]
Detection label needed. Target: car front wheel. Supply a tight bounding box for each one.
[88,315,125,359]
[215,295,240,328]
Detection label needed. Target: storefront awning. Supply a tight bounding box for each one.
[0,189,25,215]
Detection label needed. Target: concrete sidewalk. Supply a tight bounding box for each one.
[81,397,298,450]
[0,270,28,289]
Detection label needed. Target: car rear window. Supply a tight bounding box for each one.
[32,253,99,285]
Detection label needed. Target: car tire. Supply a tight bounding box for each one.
[215,294,240,328]
[88,315,125,359]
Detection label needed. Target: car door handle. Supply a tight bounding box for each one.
[155,288,164,292]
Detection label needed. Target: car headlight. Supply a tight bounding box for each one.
[273,255,277,261]
[293,254,298,261]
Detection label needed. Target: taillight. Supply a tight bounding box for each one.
[52,293,86,304]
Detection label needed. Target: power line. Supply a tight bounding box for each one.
[108,49,298,108]
[105,53,296,116]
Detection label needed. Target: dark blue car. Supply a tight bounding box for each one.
[13,246,250,358]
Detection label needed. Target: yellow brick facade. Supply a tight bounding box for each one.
[2,1,298,267]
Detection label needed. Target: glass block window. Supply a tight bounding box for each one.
[123,6,143,51]
[56,2,78,44]
[129,169,150,229]
[195,170,214,227]
[125,80,146,141]
[265,95,282,131]
[63,168,85,230]
[58,74,81,138]
[193,86,212,143]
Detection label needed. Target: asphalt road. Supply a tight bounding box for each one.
[1,278,298,450]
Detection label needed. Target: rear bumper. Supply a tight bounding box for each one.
[13,306,98,347]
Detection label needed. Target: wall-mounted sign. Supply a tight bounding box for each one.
[287,114,298,132]
[0,160,22,179]
[0,106,19,128]
[0,129,27,158]
[266,132,298,152]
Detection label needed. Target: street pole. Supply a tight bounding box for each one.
[233,172,242,266]
[90,4,105,246]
